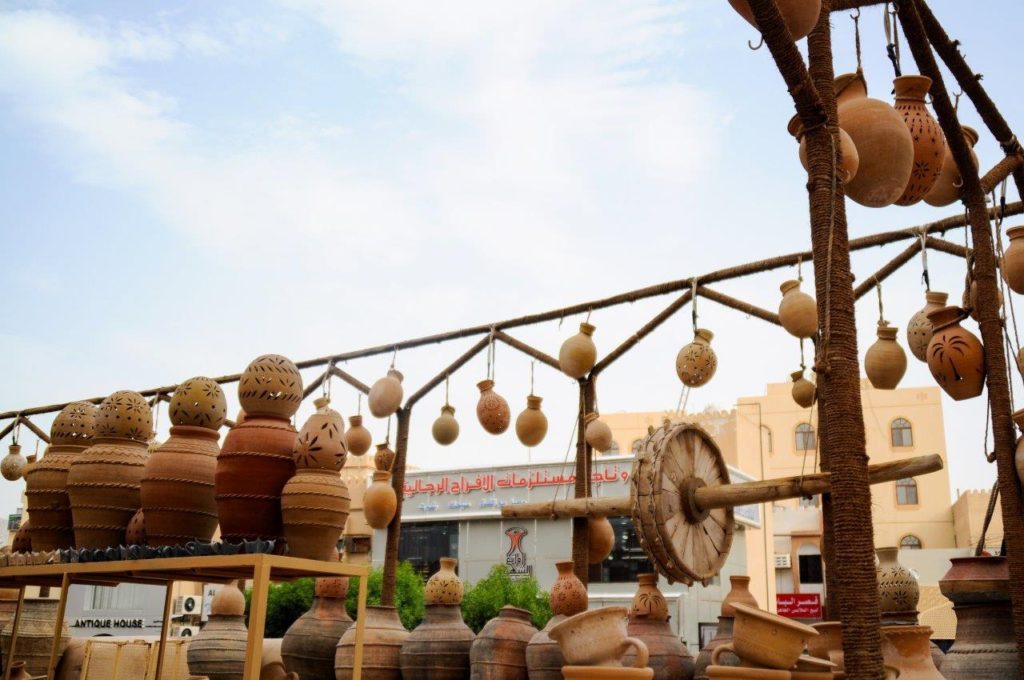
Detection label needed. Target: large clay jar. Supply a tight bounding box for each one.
[550,560,588,617]
[470,605,538,680]
[25,401,96,551]
[527,561,587,680]
[432,405,460,446]
[400,603,476,680]
[335,605,409,680]
[1002,226,1024,294]
[877,547,920,624]
[893,75,946,205]
[788,116,859,183]
[790,370,816,408]
[694,576,756,679]
[187,582,248,680]
[938,555,1019,679]
[865,323,907,390]
[925,306,985,401]
[906,291,948,362]
[726,0,821,41]
[282,576,353,680]
[676,329,718,387]
[364,470,398,529]
[142,377,226,547]
[624,574,693,680]
[880,625,944,680]
[836,71,915,208]
[0,598,70,677]
[346,415,373,456]
[476,380,511,435]
[425,557,464,605]
[216,354,302,543]
[67,390,152,549]
[559,323,597,379]
[587,515,615,563]
[584,413,613,453]
[778,280,817,338]
[808,621,843,671]
[369,369,404,418]
[925,126,979,207]
[515,396,548,448]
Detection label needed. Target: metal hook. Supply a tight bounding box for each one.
[748,36,764,51]
[850,7,861,20]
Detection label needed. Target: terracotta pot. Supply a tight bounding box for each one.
[550,560,588,617]
[790,370,816,408]
[364,470,397,529]
[11,521,31,553]
[425,557,464,605]
[877,547,919,624]
[629,573,669,622]
[400,603,476,680]
[724,603,817,670]
[374,443,396,473]
[788,116,859,183]
[281,470,350,560]
[584,413,614,453]
[476,380,511,435]
[515,396,548,448]
[6,661,28,680]
[335,605,409,680]
[726,0,822,41]
[836,71,915,207]
[865,323,907,390]
[695,617,739,680]
[470,605,537,680]
[238,355,303,419]
[778,280,817,339]
[187,590,248,680]
[294,396,347,472]
[526,615,568,680]
[549,607,648,668]
[126,508,146,545]
[0,599,71,677]
[25,401,96,551]
[1015,409,1024,486]
[432,405,460,446]
[281,577,353,680]
[893,75,946,206]
[559,322,597,379]
[588,515,615,563]
[880,625,944,679]
[925,126,979,207]
[346,415,373,456]
[1,444,26,482]
[369,369,404,418]
[925,306,985,400]
[676,329,718,387]
[262,660,299,680]
[722,576,759,617]
[807,621,843,670]
[1002,226,1024,294]
[906,291,948,362]
[623,617,693,680]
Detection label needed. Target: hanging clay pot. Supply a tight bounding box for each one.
[925,126,979,207]
[425,557,464,605]
[476,380,511,435]
[374,443,396,473]
[1001,226,1024,294]
[67,390,152,549]
[877,546,920,625]
[12,521,31,553]
[401,602,475,680]
[515,396,548,447]
[364,470,397,530]
[906,291,948,362]
[551,560,588,617]
[0,598,70,677]
[676,329,718,387]
[588,515,615,563]
[584,413,613,453]
[1,444,26,482]
[790,370,816,408]
[778,280,817,339]
[787,116,859,183]
[334,605,409,680]
[865,323,907,390]
[216,355,302,543]
[25,401,96,551]
[925,306,985,401]
[187,582,248,680]
[880,625,945,680]
[293,396,347,471]
[726,0,821,41]
[346,415,372,456]
[282,576,353,680]
[432,405,460,446]
[1014,409,1024,487]
[559,323,597,379]
[893,75,946,206]
[369,369,404,418]
[281,470,350,560]
[470,605,537,680]
[126,508,146,545]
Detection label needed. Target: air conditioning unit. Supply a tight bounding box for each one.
[170,625,199,637]
[774,554,792,568]
[172,595,202,616]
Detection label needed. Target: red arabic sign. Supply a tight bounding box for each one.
[402,465,631,498]
[776,593,821,619]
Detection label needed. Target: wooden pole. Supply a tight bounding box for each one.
[571,380,595,584]
[380,407,411,606]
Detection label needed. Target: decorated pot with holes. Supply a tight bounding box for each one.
[187,582,248,680]
[551,560,588,617]
[788,116,859,183]
[425,557,464,605]
[1001,226,1024,295]
[294,397,347,471]
[364,470,397,530]
[470,605,537,680]
[515,396,547,447]
[865,323,907,390]
[476,380,511,435]
[585,413,613,453]
[282,576,353,680]
[893,75,946,206]
[368,369,404,418]
[925,306,985,401]
[836,71,914,208]
[346,415,372,456]
[335,605,409,680]
[67,391,152,549]
[877,547,919,624]
[1,444,26,482]
[588,515,615,563]
[560,322,597,379]
[907,291,948,362]
[433,405,460,446]
[926,126,979,207]
[401,603,476,680]
[374,443,395,473]
[726,0,821,41]
[676,329,718,387]
[25,401,96,551]
[790,370,816,408]
[778,280,817,338]
[126,508,146,545]
[0,598,70,677]
[281,470,351,560]
[880,625,944,680]
[630,574,669,622]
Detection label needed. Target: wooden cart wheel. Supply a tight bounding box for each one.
[631,421,734,586]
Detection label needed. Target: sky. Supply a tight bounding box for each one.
[1,0,1022,524]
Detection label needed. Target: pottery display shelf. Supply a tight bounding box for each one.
[0,553,370,680]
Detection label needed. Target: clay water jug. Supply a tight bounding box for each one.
[865,323,907,390]
[906,291,948,362]
[0,598,70,677]
[25,401,96,551]
[893,75,946,205]
[925,306,985,400]
[787,116,859,183]
[282,576,353,680]
[187,582,248,680]
[584,413,613,453]
[364,470,398,529]
[6,661,28,680]
[470,605,537,680]
[836,71,915,207]
[880,625,944,679]
[67,390,152,549]
[588,515,615,563]
[559,322,597,379]
[369,369,404,418]
[790,370,816,408]
[216,354,301,543]
[778,280,817,338]
[1,444,26,481]
[346,415,373,456]
[1002,226,1024,294]
[335,605,409,680]
[726,0,822,41]
[400,603,476,680]
[676,329,718,387]
[425,557,464,605]
[515,396,548,447]
[551,560,588,617]
[624,574,692,680]
[432,405,460,446]
[476,380,511,435]
[925,126,979,207]
[695,576,756,679]
[142,377,226,547]
[877,547,919,624]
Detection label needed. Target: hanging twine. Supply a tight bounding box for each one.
[690,278,700,333]
[884,3,902,77]
[11,418,20,446]
[389,347,397,370]
[357,392,363,416]
[444,374,450,407]
[323,361,335,400]
[976,481,1000,556]
[799,338,807,372]
[529,361,536,396]
[851,9,863,72]
[385,415,392,446]
[796,255,804,283]
[917,227,931,291]
[876,280,887,325]
[486,327,497,381]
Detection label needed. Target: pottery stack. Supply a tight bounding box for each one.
[876,546,945,672]
[705,603,820,678]
[527,560,589,680]
[470,606,538,680]
[282,575,353,680]
[694,575,757,680]
[335,605,409,680]
[187,581,248,680]
[549,606,653,680]
[401,557,476,680]
[623,573,694,680]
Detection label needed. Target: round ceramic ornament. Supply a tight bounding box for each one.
[169,377,228,430]
[94,390,154,442]
[238,354,303,419]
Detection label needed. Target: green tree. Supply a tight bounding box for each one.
[244,578,314,638]
[461,565,552,633]
[345,561,426,630]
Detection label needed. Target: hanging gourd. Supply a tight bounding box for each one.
[926,306,986,400]
[787,115,859,183]
[368,369,404,418]
[906,291,948,362]
[584,413,613,453]
[893,75,946,206]
[778,280,817,338]
[1,443,26,482]
[725,0,822,42]
[925,126,979,207]
[1001,227,1024,294]
[676,329,718,387]
[865,323,907,390]
[364,471,397,530]
[559,323,597,379]
[476,379,511,435]
[432,405,460,446]
[516,396,548,447]
[345,415,372,456]
[790,370,816,408]
[588,515,615,564]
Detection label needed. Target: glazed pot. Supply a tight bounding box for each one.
[893,75,946,206]
[630,573,669,621]
[335,605,409,680]
[778,280,817,339]
[346,415,373,456]
[369,369,404,419]
[364,470,398,529]
[425,557,464,605]
[0,598,70,677]
[559,322,597,379]
[281,470,350,560]
[294,396,347,472]
[515,396,548,448]
[550,560,588,617]
[623,617,693,680]
[400,603,476,680]
[588,515,615,563]
[726,0,822,41]
[470,606,537,680]
[584,413,613,453]
[906,291,948,363]
[881,625,944,679]
[1,444,26,481]
[549,607,648,668]
[788,116,859,183]
[476,380,511,435]
[865,323,907,390]
[925,306,985,400]
[877,547,919,624]
[281,577,353,680]
[807,621,843,670]
[1002,226,1024,295]
[925,126,979,207]
[724,603,817,670]
[526,615,567,680]
[676,329,718,387]
[432,405,460,446]
[790,370,816,408]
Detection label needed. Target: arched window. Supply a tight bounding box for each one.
[795,423,816,451]
[896,478,919,505]
[891,418,913,447]
[607,440,620,454]
[900,534,923,550]
[631,438,644,454]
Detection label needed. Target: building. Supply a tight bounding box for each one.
[952,488,1003,554]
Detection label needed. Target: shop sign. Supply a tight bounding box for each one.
[71,618,145,629]
[776,593,821,619]
[505,526,531,576]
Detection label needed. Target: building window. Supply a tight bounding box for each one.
[900,534,923,550]
[798,554,824,584]
[631,439,644,454]
[398,521,459,579]
[87,584,146,611]
[7,514,21,532]
[795,423,816,451]
[891,418,913,447]
[589,516,652,584]
[896,478,919,505]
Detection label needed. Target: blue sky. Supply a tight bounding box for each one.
[1,1,1022,522]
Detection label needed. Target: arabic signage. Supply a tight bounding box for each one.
[505,527,530,576]
[776,593,822,619]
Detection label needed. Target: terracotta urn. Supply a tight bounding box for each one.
[778,280,817,338]
[335,605,409,680]
[368,369,404,418]
[676,329,718,387]
[345,415,372,456]
[432,405,460,446]
[425,557,464,605]
[187,582,248,680]
[877,547,919,624]
[588,515,615,563]
[400,603,476,680]
[788,116,859,183]
[881,625,944,679]
[67,390,152,549]
[549,606,648,668]
[0,598,70,677]
[515,396,548,447]
[470,605,537,680]
[925,126,979,207]
[1002,226,1024,294]
[1,444,26,481]
[559,322,597,379]
[722,603,818,670]
[726,0,822,41]
[364,470,397,529]
[584,413,614,453]
[893,75,946,205]
[551,560,588,617]
[1014,408,1024,486]
[374,443,396,473]
[906,291,948,362]
[25,401,96,551]
[808,621,843,671]
[126,508,146,545]
[865,323,907,390]
[476,380,511,435]
[526,615,569,680]
[281,576,353,680]
[790,370,816,408]
[630,573,669,621]
[925,306,985,400]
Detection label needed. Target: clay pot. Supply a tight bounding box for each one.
[788,116,859,183]
[294,396,347,471]
[790,370,816,408]
[476,380,511,435]
[281,577,353,680]
[238,354,304,419]
[400,603,476,680]
[865,323,907,390]
[67,390,152,549]
[470,605,537,680]
[807,621,843,671]
[126,508,146,545]
[836,71,914,207]
[925,126,979,207]
[369,369,404,418]
[262,661,299,680]
[723,603,818,670]
[550,560,588,617]
[6,661,28,680]
[880,625,944,679]
[778,280,817,339]
[335,605,409,680]
[187,584,248,680]
[695,617,739,680]
[906,291,948,362]
[12,522,31,553]
[877,546,920,624]
[364,470,398,529]
[623,616,693,680]
[726,0,821,41]
[585,413,614,453]
[25,401,96,551]
[588,515,615,563]
[1,444,26,482]
[346,415,373,456]
[925,306,985,400]
[1002,226,1024,294]
[549,607,648,668]
[515,396,548,447]
[281,470,350,560]
[722,576,759,617]
[374,443,396,473]
[526,615,568,680]
[630,573,669,622]
[559,322,598,379]
[425,557,465,605]
[0,599,70,677]
[676,329,718,387]
[432,405,460,446]
[169,375,228,429]
[893,75,946,206]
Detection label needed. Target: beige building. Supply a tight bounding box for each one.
[952,488,1004,554]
